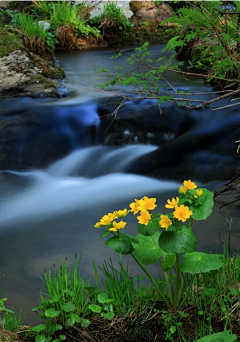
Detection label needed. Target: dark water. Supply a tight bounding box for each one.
[0,45,239,324]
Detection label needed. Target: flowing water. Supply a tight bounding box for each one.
[0,44,239,324]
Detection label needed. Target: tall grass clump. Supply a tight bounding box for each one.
[49,1,100,40]
[16,12,47,39]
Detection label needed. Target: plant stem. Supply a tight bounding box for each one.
[178,274,195,309]
[173,253,181,310]
[130,252,171,309]
[189,217,193,231]
[164,272,173,305]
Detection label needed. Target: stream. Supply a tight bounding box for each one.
[0,44,239,324]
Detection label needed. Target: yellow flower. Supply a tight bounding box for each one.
[109,221,126,231]
[137,196,157,211]
[129,199,139,215]
[179,186,187,194]
[137,210,151,225]
[99,213,115,226]
[196,189,203,196]
[173,205,193,222]
[115,209,129,218]
[165,197,179,209]
[159,215,172,230]
[94,222,102,228]
[183,180,197,190]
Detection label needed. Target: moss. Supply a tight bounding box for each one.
[0,28,24,57]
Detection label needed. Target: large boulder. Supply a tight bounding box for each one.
[0,50,64,98]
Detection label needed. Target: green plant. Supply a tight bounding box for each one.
[95,1,240,112]
[3,309,25,332]
[88,293,115,320]
[91,2,133,37]
[195,330,237,342]
[32,256,97,342]
[96,258,152,317]
[94,180,224,311]
[49,1,100,40]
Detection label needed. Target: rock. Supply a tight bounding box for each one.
[0,50,64,98]
[130,1,174,26]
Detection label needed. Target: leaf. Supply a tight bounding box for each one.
[194,330,237,342]
[161,253,176,272]
[67,313,81,325]
[159,226,197,254]
[104,232,134,255]
[101,311,115,320]
[32,324,46,332]
[137,219,160,236]
[36,335,47,342]
[89,304,102,313]
[62,302,75,312]
[132,231,165,265]
[98,293,113,304]
[81,319,90,328]
[190,189,214,220]
[101,230,111,238]
[44,308,61,318]
[49,295,61,304]
[180,252,223,274]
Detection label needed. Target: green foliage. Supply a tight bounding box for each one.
[32,257,96,342]
[91,2,133,34]
[195,330,237,342]
[15,12,48,39]
[98,258,152,316]
[2,309,25,332]
[94,180,224,311]
[48,1,100,39]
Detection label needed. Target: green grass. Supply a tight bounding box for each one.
[3,309,25,332]
[16,12,48,39]
[21,251,240,341]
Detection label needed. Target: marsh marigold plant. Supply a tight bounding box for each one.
[94,180,223,310]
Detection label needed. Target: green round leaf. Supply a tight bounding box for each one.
[190,189,214,220]
[159,226,197,254]
[61,302,75,312]
[44,308,61,318]
[89,304,102,313]
[104,232,134,255]
[32,324,46,332]
[132,231,165,265]
[36,335,47,342]
[68,313,81,325]
[180,252,223,274]
[98,293,113,304]
[194,330,237,342]
[137,219,160,236]
[81,319,90,328]
[101,311,115,320]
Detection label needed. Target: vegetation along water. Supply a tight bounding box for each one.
[0,1,239,341]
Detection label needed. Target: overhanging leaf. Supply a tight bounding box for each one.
[137,219,160,236]
[104,232,133,255]
[180,252,223,274]
[159,226,197,254]
[132,231,165,265]
[194,330,237,342]
[44,308,61,318]
[190,189,214,220]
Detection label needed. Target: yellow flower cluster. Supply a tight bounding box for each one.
[129,196,157,226]
[94,180,202,233]
[94,209,129,231]
[179,179,197,194]
[160,180,200,229]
